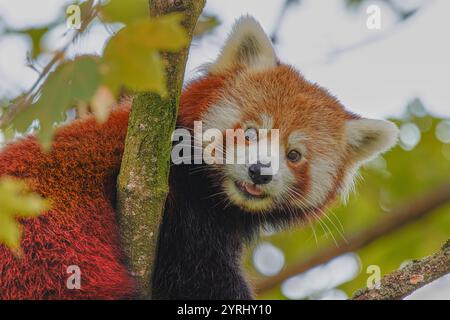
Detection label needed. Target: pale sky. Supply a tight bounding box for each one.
[1,0,448,119]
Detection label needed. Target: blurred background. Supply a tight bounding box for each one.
[0,0,449,299]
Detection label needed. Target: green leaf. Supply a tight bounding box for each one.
[0,126,15,143]
[0,99,10,115]
[100,0,149,25]
[194,15,220,37]
[12,56,102,148]
[23,27,49,59]
[0,177,50,250]
[104,48,166,97]
[102,13,188,96]
[345,0,364,8]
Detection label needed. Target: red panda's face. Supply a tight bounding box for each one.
[199,66,352,213]
[179,17,399,214]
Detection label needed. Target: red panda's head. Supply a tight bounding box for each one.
[179,16,398,214]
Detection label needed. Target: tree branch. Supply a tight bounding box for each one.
[328,0,422,60]
[255,182,450,295]
[0,1,99,129]
[116,0,205,299]
[352,239,450,300]
[270,0,300,44]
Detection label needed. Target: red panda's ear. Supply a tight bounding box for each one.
[209,15,277,74]
[345,119,399,164]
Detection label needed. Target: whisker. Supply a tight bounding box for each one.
[310,210,338,247]
[329,210,347,237]
[204,190,227,201]
[291,188,346,244]
[286,187,339,247]
[285,191,319,247]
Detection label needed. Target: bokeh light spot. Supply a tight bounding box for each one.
[253,242,285,276]
[281,253,361,300]
[316,289,348,300]
[436,120,450,143]
[399,123,421,151]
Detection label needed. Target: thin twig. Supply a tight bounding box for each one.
[0,2,100,129]
[270,0,300,44]
[327,0,425,60]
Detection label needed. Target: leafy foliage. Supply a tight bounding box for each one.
[0,177,50,251]
[194,15,220,37]
[0,1,189,251]
[101,13,188,97]
[1,2,188,149]
[345,0,364,8]
[100,0,149,25]
[12,56,102,148]
[23,27,49,59]
[0,0,445,297]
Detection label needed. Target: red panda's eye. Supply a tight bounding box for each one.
[287,150,302,163]
[245,128,258,142]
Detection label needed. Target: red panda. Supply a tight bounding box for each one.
[0,16,398,299]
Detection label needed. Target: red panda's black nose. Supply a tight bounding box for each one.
[248,162,272,185]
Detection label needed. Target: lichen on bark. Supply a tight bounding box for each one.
[352,239,450,300]
[116,0,206,298]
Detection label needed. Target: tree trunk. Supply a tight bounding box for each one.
[116,0,205,299]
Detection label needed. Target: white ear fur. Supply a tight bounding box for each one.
[345,119,399,164]
[209,15,277,74]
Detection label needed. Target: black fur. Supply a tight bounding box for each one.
[152,141,305,299]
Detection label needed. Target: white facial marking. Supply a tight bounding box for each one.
[288,131,341,209]
[202,98,242,132]
[308,157,338,208]
[260,113,273,130]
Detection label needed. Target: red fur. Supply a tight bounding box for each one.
[0,71,229,299]
[0,64,355,299]
[178,73,229,127]
[0,106,135,299]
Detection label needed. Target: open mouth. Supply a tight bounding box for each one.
[234,181,267,199]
